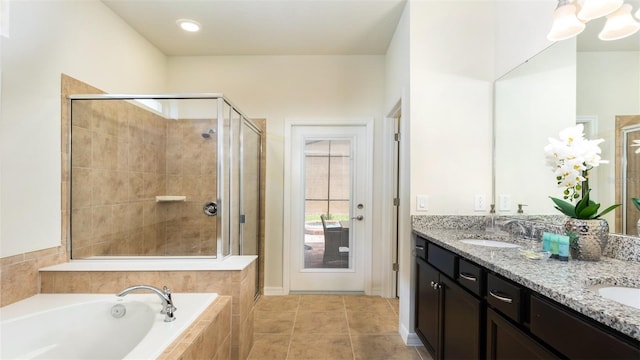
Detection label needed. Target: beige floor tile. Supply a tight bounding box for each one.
[387,297,400,315]
[255,295,300,312]
[249,295,416,360]
[294,311,349,334]
[247,334,290,360]
[288,333,353,360]
[254,317,295,334]
[344,295,393,312]
[254,310,296,334]
[351,335,422,360]
[298,294,345,312]
[347,311,398,334]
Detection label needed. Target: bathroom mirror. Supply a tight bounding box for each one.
[494,11,640,235]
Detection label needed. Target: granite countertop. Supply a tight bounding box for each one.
[413,226,640,342]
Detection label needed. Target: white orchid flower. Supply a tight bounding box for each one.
[544,124,609,202]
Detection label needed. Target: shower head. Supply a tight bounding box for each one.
[201,128,216,139]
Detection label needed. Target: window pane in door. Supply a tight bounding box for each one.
[303,139,351,269]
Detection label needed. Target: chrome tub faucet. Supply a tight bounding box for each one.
[116,285,177,322]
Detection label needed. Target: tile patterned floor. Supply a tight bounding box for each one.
[247,295,433,360]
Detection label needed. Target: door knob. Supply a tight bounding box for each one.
[351,215,364,221]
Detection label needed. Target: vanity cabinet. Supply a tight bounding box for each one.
[415,241,482,359]
[486,307,555,359]
[530,295,640,359]
[415,235,640,360]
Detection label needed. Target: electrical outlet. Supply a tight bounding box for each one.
[474,194,487,211]
[499,194,512,211]
[416,195,428,211]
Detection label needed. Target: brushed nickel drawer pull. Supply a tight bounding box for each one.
[459,272,477,282]
[489,290,513,304]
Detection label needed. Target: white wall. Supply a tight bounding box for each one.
[409,1,495,217]
[165,55,386,293]
[385,0,496,345]
[384,1,413,342]
[0,0,166,257]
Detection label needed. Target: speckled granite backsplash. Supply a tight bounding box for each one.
[412,215,640,262]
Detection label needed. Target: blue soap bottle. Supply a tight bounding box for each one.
[558,235,569,261]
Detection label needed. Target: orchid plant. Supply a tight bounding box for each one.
[544,124,620,219]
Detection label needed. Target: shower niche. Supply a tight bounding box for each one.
[68,94,262,261]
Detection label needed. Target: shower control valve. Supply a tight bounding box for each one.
[203,202,218,216]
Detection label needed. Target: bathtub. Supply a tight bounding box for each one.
[0,292,218,359]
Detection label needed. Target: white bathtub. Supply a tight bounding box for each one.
[0,292,218,359]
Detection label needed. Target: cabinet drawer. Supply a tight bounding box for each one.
[457,259,483,296]
[530,295,640,359]
[486,273,522,323]
[415,236,426,260]
[427,243,456,279]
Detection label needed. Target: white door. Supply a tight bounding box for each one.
[287,121,372,292]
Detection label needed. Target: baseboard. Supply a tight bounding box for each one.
[263,287,288,296]
[400,323,422,346]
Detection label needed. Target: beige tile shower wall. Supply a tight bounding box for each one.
[165,119,218,256]
[71,99,169,257]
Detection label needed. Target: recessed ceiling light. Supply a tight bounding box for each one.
[176,19,201,32]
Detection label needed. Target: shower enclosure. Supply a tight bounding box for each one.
[67,94,262,263]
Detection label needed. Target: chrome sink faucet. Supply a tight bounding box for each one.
[500,219,530,239]
[116,285,177,322]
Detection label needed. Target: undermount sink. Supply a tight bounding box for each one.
[597,287,640,309]
[459,239,521,248]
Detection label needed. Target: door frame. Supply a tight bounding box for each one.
[381,102,402,298]
[283,118,374,294]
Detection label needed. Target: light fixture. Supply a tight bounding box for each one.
[548,0,640,42]
[598,3,640,40]
[577,0,624,21]
[176,19,201,33]
[547,0,586,41]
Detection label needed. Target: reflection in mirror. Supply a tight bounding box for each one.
[494,10,640,236]
[494,40,576,215]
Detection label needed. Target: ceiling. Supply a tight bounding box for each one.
[101,0,407,56]
[102,0,639,56]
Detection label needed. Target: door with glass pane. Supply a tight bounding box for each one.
[289,124,370,292]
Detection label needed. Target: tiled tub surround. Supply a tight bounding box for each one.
[159,295,232,360]
[39,256,257,360]
[412,216,640,342]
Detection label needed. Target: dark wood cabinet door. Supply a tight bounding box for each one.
[441,279,482,360]
[486,308,556,359]
[416,258,440,357]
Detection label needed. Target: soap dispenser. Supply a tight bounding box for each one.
[485,204,496,233]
